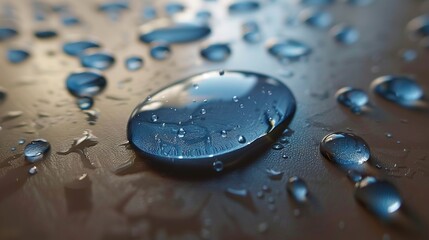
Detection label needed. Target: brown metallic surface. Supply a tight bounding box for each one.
[0,0,429,239]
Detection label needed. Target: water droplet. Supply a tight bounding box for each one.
[346,0,373,6]
[18,139,25,145]
[219,69,225,75]
[34,29,57,39]
[400,49,417,62]
[228,1,260,14]
[355,177,402,218]
[336,87,368,113]
[196,10,211,20]
[320,132,370,165]
[98,2,128,12]
[347,170,363,183]
[372,76,423,105]
[238,135,246,144]
[80,51,115,70]
[301,9,333,29]
[62,15,81,26]
[165,2,185,15]
[267,39,312,60]
[24,139,50,163]
[125,56,143,71]
[241,21,261,43]
[301,0,334,6]
[221,130,228,137]
[150,42,171,60]
[63,40,101,56]
[213,161,224,172]
[200,43,231,62]
[0,26,18,41]
[127,70,296,171]
[331,25,359,45]
[28,166,38,175]
[151,114,158,122]
[76,97,94,110]
[0,87,7,102]
[407,14,429,38]
[84,109,99,125]
[7,49,30,63]
[266,168,284,180]
[66,71,107,97]
[271,143,283,150]
[177,127,186,138]
[139,18,211,44]
[287,176,309,202]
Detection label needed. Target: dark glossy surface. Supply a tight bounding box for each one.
[0,0,429,239]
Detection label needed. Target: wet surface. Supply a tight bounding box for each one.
[0,0,429,239]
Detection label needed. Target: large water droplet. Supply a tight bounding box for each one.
[267,39,312,61]
[200,43,231,62]
[331,25,359,45]
[228,1,260,14]
[80,51,115,70]
[320,132,370,165]
[287,176,309,202]
[24,139,51,163]
[7,49,30,64]
[63,40,101,56]
[336,87,368,113]
[0,26,18,41]
[139,18,211,44]
[66,71,107,97]
[407,15,429,38]
[355,177,402,218]
[125,56,143,71]
[301,9,333,29]
[372,76,423,105]
[127,70,296,172]
[150,42,171,60]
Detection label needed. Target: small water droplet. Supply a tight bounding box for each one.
[287,176,309,202]
[331,25,359,45]
[125,56,143,71]
[347,170,363,183]
[372,75,423,106]
[150,42,171,60]
[200,43,231,62]
[219,69,225,75]
[228,1,260,14]
[18,139,25,145]
[320,132,370,165]
[177,127,186,138]
[7,49,30,63]
[271,143,284,150]
[336,87,368,113]
[238,135,246,144]
[301,0,334,6]
[24,139,51,163]
[213,161,224,172]
[76,97,94,110]
[66,71,107,97]
[63,40,101,56]
[28,166,38,175]
[266,168,284,180]
[0,26,18,41]
[346,0,373,6]
[165,2,185,15]
[34,29,57,39]
[80,51,115,70]
[151,114,158,122]
[301,9,333,29]
[267,39,312,61]
[407,14,429,38]
[355,177,402,218]
[400,49,417,62]
[241,21,261,43]
[139,18,211,44]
